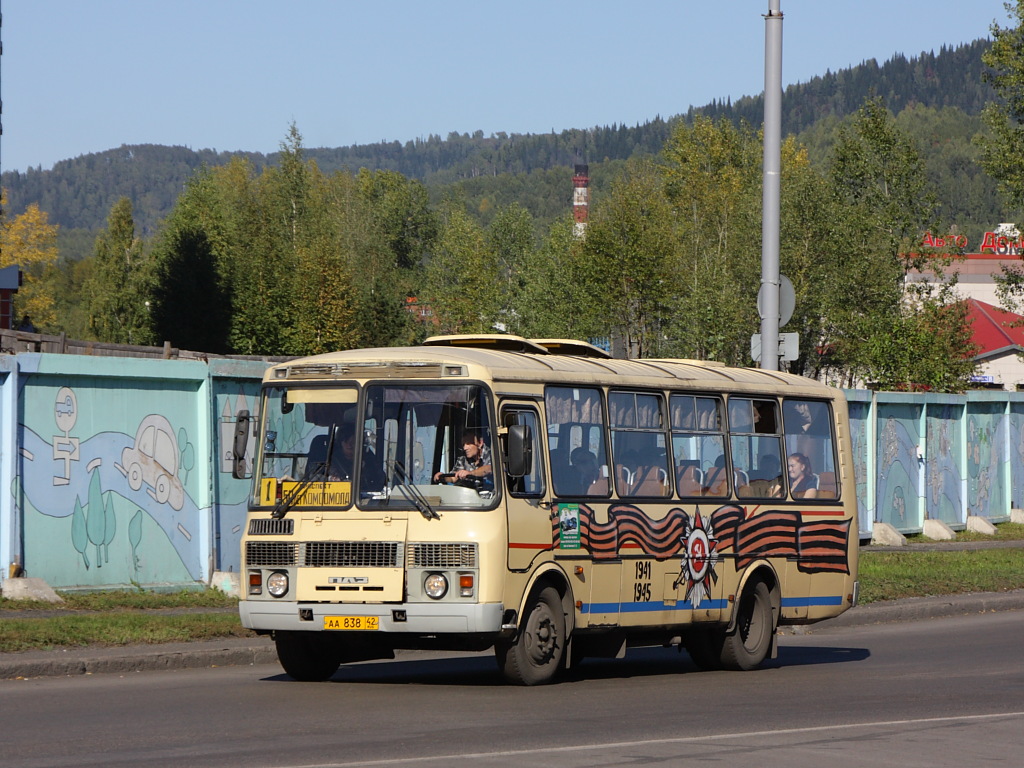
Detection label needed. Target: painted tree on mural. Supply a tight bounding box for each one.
[71,470,117,569]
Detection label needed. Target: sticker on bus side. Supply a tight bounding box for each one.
[558,503,580,548]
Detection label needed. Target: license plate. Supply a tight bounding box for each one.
[323,615,379,631]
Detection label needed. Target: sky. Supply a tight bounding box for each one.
[0,0,1012,174]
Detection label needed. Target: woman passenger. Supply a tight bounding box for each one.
[787,453,818,499]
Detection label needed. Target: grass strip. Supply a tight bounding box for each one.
[0,588,237,612]
[858,548,1024,604]
[0,613,253,653]
[907,522,1024,544]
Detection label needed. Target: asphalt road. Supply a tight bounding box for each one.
[2,608,1022,768]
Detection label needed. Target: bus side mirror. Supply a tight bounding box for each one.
[506,423,532,477]
[233,410,251,479]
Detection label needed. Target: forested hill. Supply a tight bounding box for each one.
[691,39,993,137]
[0,38,993,237]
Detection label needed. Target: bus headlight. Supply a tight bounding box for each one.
[267,571,289,598]
[424,572,448,599]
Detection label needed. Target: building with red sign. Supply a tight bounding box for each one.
[909,227,1024,389]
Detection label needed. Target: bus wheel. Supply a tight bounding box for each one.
[497,586,565,685]
[274,631,342,682]
[720,579,775,671]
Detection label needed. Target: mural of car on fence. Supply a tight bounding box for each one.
[116,414,185,510]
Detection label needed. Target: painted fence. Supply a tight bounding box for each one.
[1,352,1022,591]
[847,389,1024,538]
[0,353,267,590]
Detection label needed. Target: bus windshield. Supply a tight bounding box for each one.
[254,382,496,511]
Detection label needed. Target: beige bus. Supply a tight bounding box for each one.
[239,335,858,685]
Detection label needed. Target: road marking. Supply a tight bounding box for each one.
[281,710,1024,768]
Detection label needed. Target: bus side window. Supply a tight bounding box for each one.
[783,399,838,500]
[610,390,671,498]
[502,408,544,497]
[729,397,785,500]
[670,394,727,498]
[545,386,609,498]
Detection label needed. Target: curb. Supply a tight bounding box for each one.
[4,591,1024,679]
[0,637,277,680]
[783,589,1024,633]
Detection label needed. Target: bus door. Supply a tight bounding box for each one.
[500,404,552,572]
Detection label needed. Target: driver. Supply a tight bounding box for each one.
[435,430,492,487]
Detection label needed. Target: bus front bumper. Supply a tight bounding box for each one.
[239,599,505,635]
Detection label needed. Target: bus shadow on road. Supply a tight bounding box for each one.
[261,644,869,686]
[769,644,871,668]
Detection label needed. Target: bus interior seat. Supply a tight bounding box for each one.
[737,478,783,499]
[632,465,670,496]
[702,465,728,496]
[676,462,703,496]
[815,472,836,499]
[615,463,635,494]
[305,434,330,478]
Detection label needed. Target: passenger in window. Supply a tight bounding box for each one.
[435,431,493,488]
[322,430,386,491]
[757,454,781,483]
[792,401,814,433]
[569,447,600,494]
[739,454,783,498]
[787,453,818,499]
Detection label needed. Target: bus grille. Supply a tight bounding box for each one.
[248,518,294,536]
[304,541,402,568]
[406,543,477,568]
[246,541,299,567]
[246,541,468,569]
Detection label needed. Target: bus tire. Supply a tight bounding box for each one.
[720,579,775,671]
[496,586,565,685]
[274,631,342,682]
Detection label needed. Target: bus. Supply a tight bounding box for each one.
[239,334,858,685]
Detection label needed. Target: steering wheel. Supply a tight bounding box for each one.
[436,472,483,490]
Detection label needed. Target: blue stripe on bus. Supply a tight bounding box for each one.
[781,595,845,607]
[581,595,844,614]
[581,599,729,614]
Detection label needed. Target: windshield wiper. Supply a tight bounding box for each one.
[391,459,440,520]
[272,427,336,519]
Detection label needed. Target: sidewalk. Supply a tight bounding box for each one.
[3,588,1024,680]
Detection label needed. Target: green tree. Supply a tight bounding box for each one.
[661,116,762,363]
[354,169,436,347]
[83,197,153,344]
[824,99,972,390]
[287,169,360,355]
[423,204,500,334]
[149,171,233,352]
[980,0,1024,212]
[0,192,59,330]
[583,160,676,358]
[517,215,602,340]
[486,203,535,335]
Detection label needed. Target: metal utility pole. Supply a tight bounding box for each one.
[760,0,783,371]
